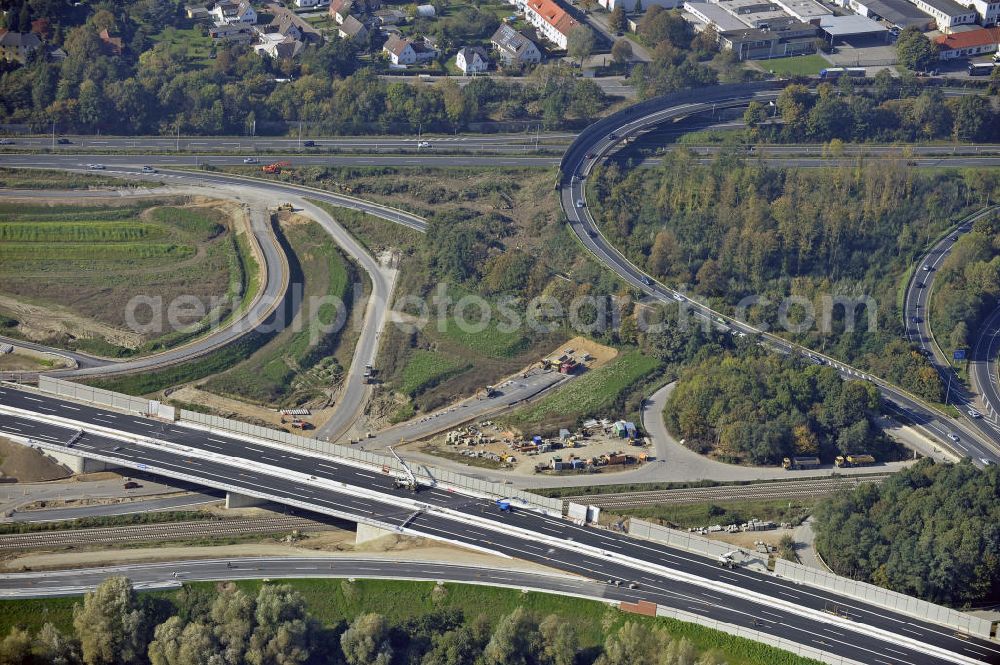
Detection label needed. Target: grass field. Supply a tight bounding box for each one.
[0,200,251,356]
[505,351,663,433]
[0,167,131,189]
[203,217,358,405]
[615,497,819,529]
[399,349,470,396]
[150,25,214,65]
[0,579,819,665]
[759,54,830,77]
[435,316,530,358]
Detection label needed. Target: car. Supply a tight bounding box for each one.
[576,200,585,208]
[922,265,931,272]
[417,141,431,148]
[641,276,653,286]
[112,446,122,451]
[609,133,618,140]
[911,316,922,324]
[0,138,12,145]
[243,157,258,164]
[947,433,960,442]
[123,481,140,489]
[586,153,595,159]
[587,230,597,238]
[673,293,685,302]
[141,165,156,173]
[968,408,982,419]
[88,163,105,170]
[303,140,315,147]
[57,138,71,144]
[981,458,993,466]
[951,235,959,241]
[915,282,924,288]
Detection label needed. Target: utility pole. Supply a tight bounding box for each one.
[51,120,55,149]
[176,125,180,151]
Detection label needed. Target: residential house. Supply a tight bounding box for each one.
[99,28,124,55]
[338,14,369,40]
[211,0,257,25]
[383,33,438,64]
[185,4,211,19]
[295,0,329,7]
[255,33,305,58]
[491,23,541,64]
[329,0,380,22]
[598,0,680,10]
[934,25,1000,57]
[374,8,407,24]
[523,0,578,49]
[260,6,323,44]
[456,45,489,72]
[965,0,1000,25]
[0,30,42,63]
[210,21,257,43]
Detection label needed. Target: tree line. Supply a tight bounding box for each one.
[813,459,1000,605]
[0,577,736,665]
[589,152,1000,400]
[662,345,892,465]
[0,0,608,134]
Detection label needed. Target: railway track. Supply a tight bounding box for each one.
[0,516,330,551]
[564,474,891,510]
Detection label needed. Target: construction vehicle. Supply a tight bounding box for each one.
[363,364,374,384]
[288,419,313,431]
[782,456,821,470]
[476,385,497,400]
[718,551,739,569]
[389,443,419,492]
[262,161,291,175]
[276,202,295,212]
[834,453,875,468]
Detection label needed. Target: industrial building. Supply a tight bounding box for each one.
[906,0,977,29]
[933,25,1000,56]
[846,0,934,30]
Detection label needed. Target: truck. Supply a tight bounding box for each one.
[834,453,875,468]
[718,551,739,568]
[783,456,821,470]
[262,161,291,174]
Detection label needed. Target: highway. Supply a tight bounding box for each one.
[558,82,1000,467]
[0,557,603,600]
[903,207,1000,454]
[973,307,1000,425]
[0,386,996,665]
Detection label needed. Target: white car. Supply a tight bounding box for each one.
[947,433,960,442]
[576,200,585,208]
[0,138,12,145]
[922,265,931,272]
[88,163,105,170]
[981,458,993,466]
[968,408,982,419]
[141,165,156,173]
[417,141,431,148]
[243,157,258,164]
[672,293,685,302]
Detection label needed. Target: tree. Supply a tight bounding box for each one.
[951,94,994,142]
[611,38,633,64]
[0,627,31,665]
[247,585,310,665]
[480,608,542,665]
[73,577,147,665]
[34,623,79,665]
[539,614,577,665]
[567,25,595,65]
[609,5,626,33]
[340,613,393,665]
[895,26,936,71]
[637,6,690,47]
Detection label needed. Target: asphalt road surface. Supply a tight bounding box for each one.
[0,387,996,665]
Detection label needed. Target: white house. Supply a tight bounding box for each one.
[524,0,578,49]
[296,0,330,7]
[456,45,489,72]
[211,0,257,25]
[383,34,438,64]
[965,0,1000,25]
[933,25,1000,56]
[904,0,977,29]
[491,24,542,64]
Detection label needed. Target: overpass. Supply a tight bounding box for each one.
[0,381,997,665]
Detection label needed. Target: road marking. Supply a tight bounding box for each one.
[354,472,377,479]
[262,456,282,463]
[207,438,228,444]
[63,406,80,411]
[23,397,41,402]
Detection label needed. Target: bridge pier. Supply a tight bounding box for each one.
[225,492,267,509]
[355,522,397,545]
[42,449,109,474]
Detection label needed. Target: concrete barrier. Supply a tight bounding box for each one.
[654,606,865,665]
[773,559,993,639]
[32,377,563,514]
[627,518,769,571]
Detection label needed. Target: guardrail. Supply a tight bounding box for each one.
[773,559,993,640]
[32,377,563,514]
